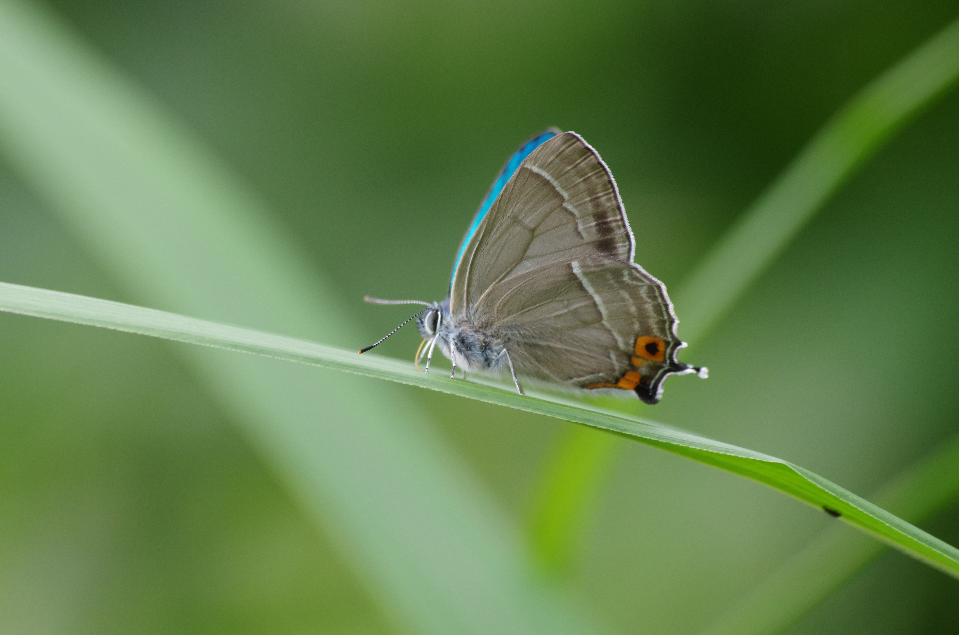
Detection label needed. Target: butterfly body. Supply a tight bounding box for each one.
[417,300,503,372]
[366,130,706,404]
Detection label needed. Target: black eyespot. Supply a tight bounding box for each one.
[645,341,660,356]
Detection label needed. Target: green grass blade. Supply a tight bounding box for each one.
[1,280,957,577]
[528,20,958,573]
[0,1,594,631]
[707,438,959,633]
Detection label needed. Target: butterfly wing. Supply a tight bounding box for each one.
[450,131,698,403]
[449,129,559,286]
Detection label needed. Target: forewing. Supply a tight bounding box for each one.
[451,132,634,314]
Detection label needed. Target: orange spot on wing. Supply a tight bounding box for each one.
[616,369,641,389]
[635,336,666,363]
[585,370,642,391]
[585,335,667,392]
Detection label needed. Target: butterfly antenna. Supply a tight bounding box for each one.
[363,295,431,306]
[358,309,423,354]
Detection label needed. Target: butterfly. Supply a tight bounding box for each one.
[360,129,706,404]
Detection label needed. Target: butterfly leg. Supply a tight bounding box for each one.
[449,361,458,379]
[502,349,524,395]
[414,338,428,368]
[423,335,438,373]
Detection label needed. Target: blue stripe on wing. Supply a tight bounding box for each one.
[449,129,559,287]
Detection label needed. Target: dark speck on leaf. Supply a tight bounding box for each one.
[823,505,841,518]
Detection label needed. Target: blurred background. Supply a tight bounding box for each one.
[0,0,957,633]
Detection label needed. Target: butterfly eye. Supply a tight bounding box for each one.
[423,308,439,335]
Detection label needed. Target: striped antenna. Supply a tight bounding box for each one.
[363,295,430,306]
[358,308,424,354]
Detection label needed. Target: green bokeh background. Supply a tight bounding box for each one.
[0,1,957,633]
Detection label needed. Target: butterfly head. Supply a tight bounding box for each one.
[415,300,449,342]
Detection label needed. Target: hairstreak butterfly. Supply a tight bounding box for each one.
[361,129,706,403]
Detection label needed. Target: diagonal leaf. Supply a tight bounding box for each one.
[1,280,957,578]
[528,20,959,574]
[706,438,958,633]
